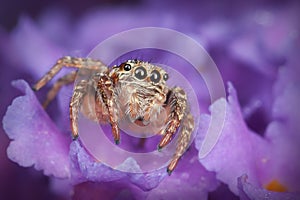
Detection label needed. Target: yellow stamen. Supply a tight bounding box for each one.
[265,180,288,192]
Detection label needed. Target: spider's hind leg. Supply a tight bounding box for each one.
[33,56,106,91]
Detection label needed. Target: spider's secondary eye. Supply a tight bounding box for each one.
[150,70,161,83]
[163,73,169,81]
[123,64,132,71]
[134,66,147,79]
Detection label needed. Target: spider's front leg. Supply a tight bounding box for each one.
[158,87,187,150]
[167,113,194,175]
[158,87,195,175]
[95,73,120,144]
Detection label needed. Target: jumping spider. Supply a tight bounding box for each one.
[33,56,195,174]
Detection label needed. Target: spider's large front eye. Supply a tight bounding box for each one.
[134,66,147,79]
[123,63,132,71]
[150,70,161,83]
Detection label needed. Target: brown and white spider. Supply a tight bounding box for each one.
[33,56,194,174]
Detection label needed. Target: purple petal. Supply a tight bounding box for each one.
[128,166,167,192]
[3,80,71,178]
[262,56,300,192]
[238,175,300,200]
[195,82,270,194]
[69,140,126,183]
[146,147,219,200]
[70,145,219,199]
[70,140,168,191]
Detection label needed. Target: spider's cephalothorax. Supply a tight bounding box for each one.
[110,60,170,126]
[33,56,195,174]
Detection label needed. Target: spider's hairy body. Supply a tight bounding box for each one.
[33,56,194,174]
[111,60,168,126]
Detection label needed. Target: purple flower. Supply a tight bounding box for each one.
[194,3,300,199]
[3,80,70,178]
[238,175,300,200]
[2,0,300,199]
[3,78,219,198]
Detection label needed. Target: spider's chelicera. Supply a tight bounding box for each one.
[33,56,195,174]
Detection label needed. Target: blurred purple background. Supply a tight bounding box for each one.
[1,0,299,199]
